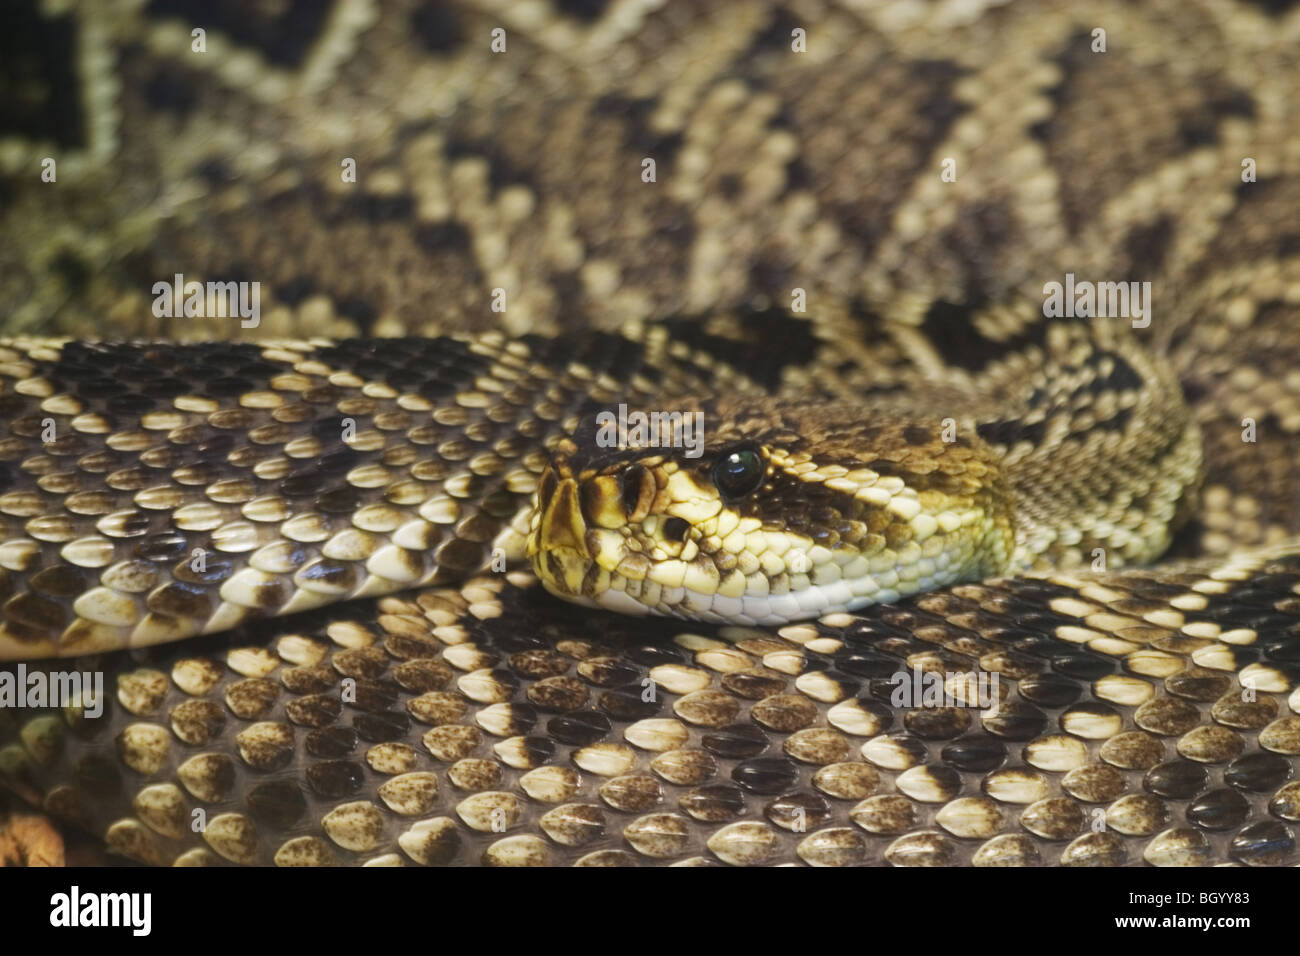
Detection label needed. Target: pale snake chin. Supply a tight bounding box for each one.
[1,0,1299,870]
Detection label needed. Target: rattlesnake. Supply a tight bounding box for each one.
[1,0,1299,867]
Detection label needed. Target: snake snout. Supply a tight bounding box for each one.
[537,476,589,557]
[529,473,592,596]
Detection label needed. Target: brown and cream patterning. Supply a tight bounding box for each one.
[2,0,1300,867]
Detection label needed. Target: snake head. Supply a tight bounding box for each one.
[527,397,1015,625]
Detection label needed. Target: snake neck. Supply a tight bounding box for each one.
[985,324,1204,574]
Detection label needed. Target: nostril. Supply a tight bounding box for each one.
[662,516,690,542]
[620,466,646,516]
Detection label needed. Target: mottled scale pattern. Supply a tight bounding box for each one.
[4,549,1300,867]
[3,0,1300,867]
[0,332,765,658]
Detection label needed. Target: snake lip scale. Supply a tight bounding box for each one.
[1,0,1299,871]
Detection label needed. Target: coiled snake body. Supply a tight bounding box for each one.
[2,0,1300,867]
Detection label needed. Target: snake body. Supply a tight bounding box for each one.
[2,0,1300,866]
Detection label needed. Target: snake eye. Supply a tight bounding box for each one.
[711,445,766,500]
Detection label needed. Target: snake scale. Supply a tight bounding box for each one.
[2,0,1300,868]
